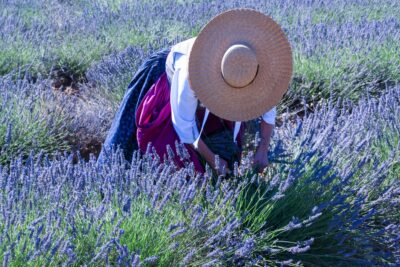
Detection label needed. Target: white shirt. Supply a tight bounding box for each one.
[166,37,276,145]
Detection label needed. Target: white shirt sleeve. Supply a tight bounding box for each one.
[170,54,199,144]
[261,106,276,125]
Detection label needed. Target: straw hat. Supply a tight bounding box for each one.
[188,9,293,122]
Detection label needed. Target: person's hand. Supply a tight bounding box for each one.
[251,121,274,173]
[191,140,230,176]
[252,147,270,173]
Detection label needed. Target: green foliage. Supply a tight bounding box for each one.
[0,92,70,165]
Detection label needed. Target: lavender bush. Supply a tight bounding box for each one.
[0,86,398,266]
[0,73,70,165]
[1,0,399,160]
[1,0,399,101]
[0,72,114,164]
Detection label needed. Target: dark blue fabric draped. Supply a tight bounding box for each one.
[97,48,170,165]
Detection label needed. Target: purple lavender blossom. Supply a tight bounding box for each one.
[142,255,159,265]
[235,238,255,258]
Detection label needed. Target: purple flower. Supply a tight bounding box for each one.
[182,249,196,265]
[131,254,140,267]
[235,238,255,258]
[168,222,185,232]
[142,255,159,265]
[284,218,303,231]
[2,251,10,267]
[122,197,131,213]
[206,248,222,258]
[170,228,187,239]
[201,259,219,267]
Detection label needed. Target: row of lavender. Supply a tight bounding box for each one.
[85,0,400,105]
[1,0,399,162]
[1,0,399,101]
[0,72,111,164]
[1,85,398,266]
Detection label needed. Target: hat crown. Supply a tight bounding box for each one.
[221,44,258,88]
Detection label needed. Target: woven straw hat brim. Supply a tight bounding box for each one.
[188,9,293,122]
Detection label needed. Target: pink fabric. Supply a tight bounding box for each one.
[135,73,204,172]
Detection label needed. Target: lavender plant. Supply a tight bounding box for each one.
[0,74,70,164]
[0,71,116,164]
[1,0,399,103]
[0,0,399,266]
[0,86,398,266]
[1,0,399,162]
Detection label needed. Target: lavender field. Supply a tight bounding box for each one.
[0,0,399,266]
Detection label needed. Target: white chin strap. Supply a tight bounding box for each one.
[193,108,241,149]
[233,121,241,143]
